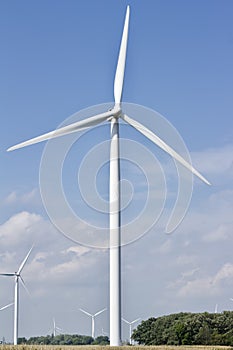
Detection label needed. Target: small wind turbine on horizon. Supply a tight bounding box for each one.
[0,247,33,345]
[101,327,108,337]
[7,5,210,346]
[79,308,107,339]
[52,317,66,337]
[122,317,140,345]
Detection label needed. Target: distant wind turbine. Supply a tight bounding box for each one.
[214,304,218,314]
[52,317,65,336]
[7,5,210,346]
[0,246,33,345]
[122,317,140,345]
[101,327,108,337]
[80,308,107,339]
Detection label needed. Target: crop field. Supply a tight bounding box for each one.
[0,346,232,350]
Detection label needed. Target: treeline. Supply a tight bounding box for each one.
[132,311,233,346]
[18,334,109,345]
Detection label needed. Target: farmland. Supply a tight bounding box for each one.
[0,345,232,350]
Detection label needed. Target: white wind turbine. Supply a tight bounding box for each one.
[101,327,108,337]
[46,317,65,337]
[122,317,140,345]
[7,5,210,346]
[0,247,33,345]
[52,317,65,336]
[79,307,107,339]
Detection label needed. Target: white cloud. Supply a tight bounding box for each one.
[0,211,42,246]
[65,245,91,256]
[4,189,39,205]
[5,191,17,204]
[21,189,39,203]
[212,263,233,285]
[176,255,198,266]
[177,277,217,297]
[177,263,233,298]
[167,267,200,290]
[208,189,233,209]
[203,224,230,242]
[191,144,233,177]
[181,268,200,279]
[158,239,173,254]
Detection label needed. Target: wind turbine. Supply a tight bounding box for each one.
[0,247,33,345]
[101,327,108,337]
[214,304,218,314]
[122,317,140,345]
[7,5,210,346]
[52,317,65,336]
[79,308,107,339]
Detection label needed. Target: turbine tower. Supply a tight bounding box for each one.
[7,5,210,346]
[122,317,140,345]
[80,308,107,339]
[0,247,33,345]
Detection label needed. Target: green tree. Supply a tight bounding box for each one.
[132,311,233,346]
[92,335,110,345]
[174,322,186,345]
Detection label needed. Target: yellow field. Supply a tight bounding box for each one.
[1,346,232,350]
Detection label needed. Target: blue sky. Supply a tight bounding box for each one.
[0,0,233,343]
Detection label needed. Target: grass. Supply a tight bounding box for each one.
[1,346,233,350]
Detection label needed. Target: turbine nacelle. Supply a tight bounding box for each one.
[107,105,122,120]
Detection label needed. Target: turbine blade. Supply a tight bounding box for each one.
[0,273,15,276]
[0,302,14,311]
[122,114,211,185]
[122,318,130,324]
[56,327,63,331]
[17,245,34,274]
[79,308,92,317]
[131,318,141,324]
[94,308,107,317]
[56,327,67,334]
[114,6,130,104]
[19,276,31,297]
[7,110,113,152]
